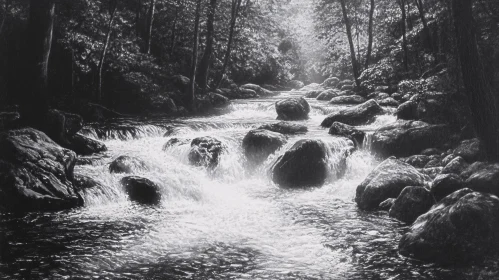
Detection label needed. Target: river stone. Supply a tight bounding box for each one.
[258,122,308,135]
[430,174,464,201]
[418,167,444,180]
[464,163,499,196]
[109,155,148,174]
[371,120,450,158]
[421,148,443,156]
[242,129,287,164]
[402,155,431,168]
[321,100,383,128]
[441,156,469,175]
[337,80,353,89]
[0,128,82,212]
[328,122,365,147]
[355,158,430,210]
[379,198,396,211]
[65,134,107,156]
[329,95,366,105]
[316,89,340,101]
[399,189,499,264]
[208,92,230,108]
[121,176,161,205]
[188,136,224,168]
[275,97,310,121]
[453,138,483,162]
[240,84,275,97]
[271,139,330,188]
[378,97,400,107]
[389,186,435,224]
[460,161,489,179]
[322,77,340,88]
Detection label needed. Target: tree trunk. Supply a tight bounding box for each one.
[96,0,118,103]
[135,0,141,37]
[24,0,55,118]
[414,0,433,53]
[452,0,499,161]
[170,0,182,55]
[339,0,360,86]
[399,0,409,71]
[187,0,202,112]
[365,0,375,69]
[197,0,217,94]
[215,0,242,89]
[144,0,156,54]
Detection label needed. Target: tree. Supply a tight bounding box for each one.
[197,0,217,93]
[144,0,156,54]
[96,0,118,103]
[398,0,409,71]
[452,0,499,160]
[365,0,375,69]
[187,0,202,112]
[339,0,360,86]
[414,0,433,54]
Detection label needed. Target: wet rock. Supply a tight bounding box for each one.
[389,186,435,224]
[402,155,431,168]
[322,77,340,88]
[399,189,499,264]
[355,158,430,210]
[258,122,308,135]
[208,92,230,108]
[275,97,310,121]
[121,176,161,205]
[453,138,483,162]
[378,97,400,107]
[163,138,190,150]
[328,122,365,147]
[341,85,354,91]
[371,120,451,158]
[242,129,287,164]
[305,90,322,98]
[316,89,340,101]
[367,92,390,100]
[441,156,469,175]
[421,148,442,156]
[430,174,464,201]
[465,163,499,196]
[188,137,224,168]
[73,173,103,191]
[379,198,396,211]
[418,167,444,180]
[424,155,444,168]
[337,80,353,89]
[271,139,331,188]
[460,161,489,179]
[329,95,366,105]
[109,155,148,174]
[321,100,383,127]
[240,84,276,97]
[0,128,82,212]
[65,134,107,156]
[237,88,259,98]
[441,154,457,166]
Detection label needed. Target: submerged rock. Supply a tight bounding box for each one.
[430,173,464,201]
[328,122,365,147]
[188,137,224,168]
[355,158,430,210]
[242,129,287,164]
[399,189,499,264]
[321,100,383,127]
[258,122,308,135]
[271,139,331,188]
[0,128,82,212]
[121,176,161,205]
[109,155,149,174]
[275,97,310,121]
[389,186,435,223]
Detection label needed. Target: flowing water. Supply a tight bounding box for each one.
[0,91,497,279]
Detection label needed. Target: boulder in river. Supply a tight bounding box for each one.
[0,128,82,212]
[188,136,225,168]
[441,156,469,175]
[242,129,287,164]
[240,84,276,97]
[460,161,489,179]
[121,176,161,205]
[322,77,340,88]
[328,122,365,147]
[402,155,431,168]
[66,134,107,156]
[329,95,366,105]
[258,122,308,135]
[430,173,464,201]
[163,137,191,150]
[379,198,396,211]
[109,155,149,174]
[464,163,499,196]
[389,186,435,224]
[453,138,483,162]
[316,89,340,101]
[399,188,499,264]
[378,97,399,107]
[271,139,335,188]
[371,120,451,158]
[321,100,383,127]
[275,97,310,121]
[355,158,430,210]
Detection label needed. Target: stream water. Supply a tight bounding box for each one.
[0,91,497,279]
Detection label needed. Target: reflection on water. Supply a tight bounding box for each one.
[0,91,495,279]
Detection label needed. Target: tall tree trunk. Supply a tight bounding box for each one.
[452,0,499,161]
[399,0,409,71]
[339,0,360,86]
[144,0,156,54]
[187,0,202,112]
[414,0,435,56]
[197,0,217,94]
[170,0,182,55]
[215,0,242,89]
[96,0,118,103]
[365,0,375,69]
[24,0,55,118]
[135,0,141,37]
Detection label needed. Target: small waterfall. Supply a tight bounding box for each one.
[81,124,172,140]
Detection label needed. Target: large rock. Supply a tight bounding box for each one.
[453,138,483,162]
[399,189,499,264]
[460,161,489,179]
[322,77,340,88]
[258,122,308,135]
[316,89,340,101]
[430,174,464,201]
[378,97,400,107]
[240,84,276,97]
[321,100,383,127]
[355,158,430,210]
[188,137,224,168]
[389,186,435,224]
[242,129,287,164]
[109,155,149,174]
[0,128,82,212]
[465,163,499,196]
[121,176,161,205]
[328,122,365,147]
[271,139,336,188]
[371,120,451,158]
[208,92,230,108]
[402,155,431,168]
[329,95,366,105]
[441,156,469,175]
[65,134,107,156]
[275,97,310,121]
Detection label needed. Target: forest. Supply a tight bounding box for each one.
[0,0,499,279]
